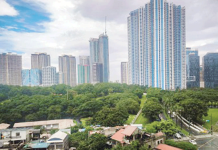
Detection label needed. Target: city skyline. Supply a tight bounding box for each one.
[0,0,218,82]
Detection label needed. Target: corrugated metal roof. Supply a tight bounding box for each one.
[111,129,125,143]
[0,123,10,130]
[121,126,137,136]
[47,131,67,143]
[13,119,75,129]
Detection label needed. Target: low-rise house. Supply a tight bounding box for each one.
[111,126,143,146]
[14,119,75,130]
[47,131,69,150]
[144,132,166,149]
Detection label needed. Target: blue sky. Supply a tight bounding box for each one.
[0,0,218,82]
[0,0,50,32]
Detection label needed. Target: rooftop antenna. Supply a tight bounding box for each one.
[105,16,107,35]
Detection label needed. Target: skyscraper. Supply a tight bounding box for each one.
[92,63,103,83]
[31,53,50,70]
[0,53,22,86]
[22,69,41,86]
[203,53,218,88]
[42,66,56,87]
[78,56,90,84]
[121,62,128,84]
[186,48,200,88]
[59,55,77,87]
[89,33,109,83]
[128,0,186,90]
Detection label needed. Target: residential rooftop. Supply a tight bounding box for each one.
[13,119,75,129]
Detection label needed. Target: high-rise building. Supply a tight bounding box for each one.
[89,33,109,83]
[128,0,186,90]
[0,53,22,86]
[78,56,90,84]
[186,48,200,88]
[31,53,50,70]
[42,66,56,87]
[203,53,218,88]
[200,65,204,88]
[59,55,77,87]
[92,63,103,83]
[121,62,128,84]
[22,69,41,86]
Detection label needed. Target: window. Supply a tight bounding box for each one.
[16,132,20,137]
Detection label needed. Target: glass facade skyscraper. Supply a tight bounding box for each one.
[78,56,90,84]
[128,0,186,90]
[186,48,200,88]
[89,33,109,83]
[22,69,41,86]
[203,53,218,88]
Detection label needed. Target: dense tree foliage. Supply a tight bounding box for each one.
[0,83,146,125]
[92,107,129,126]
[145,120,178,138]
[142,98,163,121]
[165,140,197,150]
[147,87,217,123]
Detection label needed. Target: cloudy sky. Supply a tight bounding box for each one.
[0,0,218,82]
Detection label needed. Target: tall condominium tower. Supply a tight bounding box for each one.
[121,62,129,84]
[78,56,90,84]
[42,66,56,87]
[128,0,186,90]
[0,53,22,86]
[186,48,200,88]
[59,55,77,87]
[203,53,218,88]
[89,33,109,83]
[31,53,50,70]
[22,69,41,86]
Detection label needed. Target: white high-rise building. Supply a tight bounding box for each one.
[0,53,22,86]
[42,66,56,87]
[31,53,50,70]
[59,55,77,87]
[128,0,186,90]
[121,62,128,84]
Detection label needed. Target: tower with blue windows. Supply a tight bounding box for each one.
[128,0,186,90]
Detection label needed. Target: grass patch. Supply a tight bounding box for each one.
[125,114,136,124]
[81,117,92,127]
[203,108,218,130]
[140,95,146,108]
[135,113,150,127]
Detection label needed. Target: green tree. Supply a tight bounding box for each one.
[92,107,129,126]
[142,101,163,121]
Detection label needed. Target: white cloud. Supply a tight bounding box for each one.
[0,0,19,16]
[0,0,218,82]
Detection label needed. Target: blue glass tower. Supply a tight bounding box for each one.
[203,53,218,88]
[22,69,41,86]
[89,33,109,83]
[186,48,200,88]
[128,0,186,90]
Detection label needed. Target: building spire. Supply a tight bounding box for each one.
[105,16,107,35]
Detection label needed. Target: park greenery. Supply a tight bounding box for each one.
[0,83,145,126]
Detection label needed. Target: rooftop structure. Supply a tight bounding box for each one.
[0,123,10,130]
[14,119,75,129]
[155,144,182,150]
